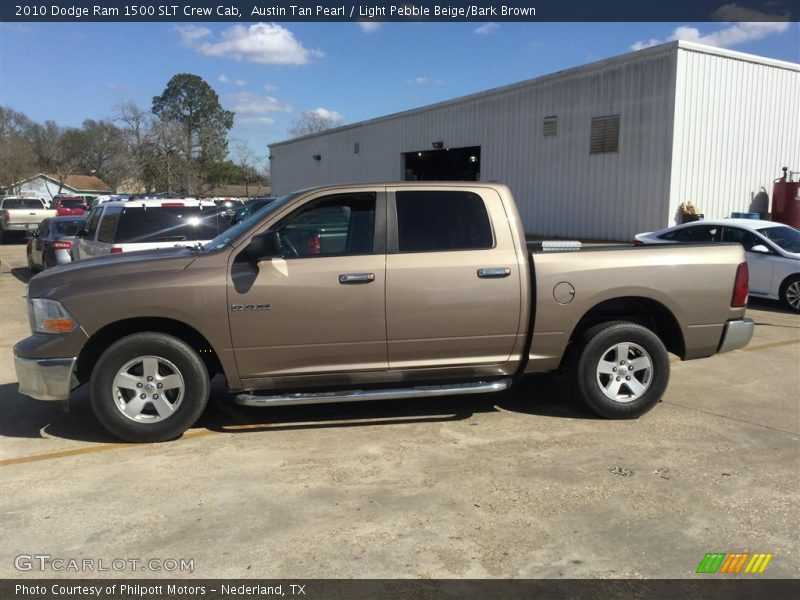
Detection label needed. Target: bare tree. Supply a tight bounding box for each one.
[28,121,83,199]
[230,139,263,198]
[289,110,343,138]
[0,107,37,191]
[145,120,187,193]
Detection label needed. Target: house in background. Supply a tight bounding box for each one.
[11,173,112,202]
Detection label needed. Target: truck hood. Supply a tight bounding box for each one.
[28,246,199,299]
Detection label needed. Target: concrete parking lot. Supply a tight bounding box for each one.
[1,239,798,579]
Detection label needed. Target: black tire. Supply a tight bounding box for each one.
[779,275,800,313]
[90,333,210,442]
[574,322,669,419]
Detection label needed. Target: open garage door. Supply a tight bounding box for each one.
[404,146,480,181]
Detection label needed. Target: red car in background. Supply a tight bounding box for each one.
[53,196,88,216]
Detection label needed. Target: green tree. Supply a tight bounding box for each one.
[152,74,234,191]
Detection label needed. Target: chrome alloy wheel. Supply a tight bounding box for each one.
[595,342,653,402]
[786,280,800,311]
[112,355,185,422]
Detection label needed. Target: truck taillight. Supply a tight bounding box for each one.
[110,246,123,254]
[52,240,72,250]
[1,210,8,222]
[731,262,749,307]
[308,234,321,255]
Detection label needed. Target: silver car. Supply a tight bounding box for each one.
[26,216,86,271]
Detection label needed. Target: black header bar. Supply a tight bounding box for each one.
[3,579,800,600]
[3,1,799,23]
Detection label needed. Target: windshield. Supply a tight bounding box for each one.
[59,198,85,208]
[203,193,298,252]
[759,226,800,253]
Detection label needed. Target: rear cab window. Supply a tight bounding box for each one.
[2,198,44,209]
[58,198,86,208]
[53,219,84,236]
[394,190,494,253]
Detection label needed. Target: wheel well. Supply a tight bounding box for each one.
[780,273,800,294]
[76,318,222,384]
[563,297,685,364]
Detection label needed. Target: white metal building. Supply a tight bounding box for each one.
[269,41,800,241]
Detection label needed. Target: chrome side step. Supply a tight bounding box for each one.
[235,378,512,407]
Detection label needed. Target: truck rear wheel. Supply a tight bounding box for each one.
[89,333,209,442]
[574,322,669,419]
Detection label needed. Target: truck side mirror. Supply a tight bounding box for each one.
[245,231,282,261]
[76,228,88,238]
[748,244,770,254]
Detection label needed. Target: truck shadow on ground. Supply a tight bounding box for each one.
[10,267,33,284]
[0,374,596,444]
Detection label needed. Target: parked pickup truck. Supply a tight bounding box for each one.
[0,197,56,243]
[14,183,754,442]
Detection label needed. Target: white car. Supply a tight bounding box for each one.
[635,219,800,312]
[72,198,227,260]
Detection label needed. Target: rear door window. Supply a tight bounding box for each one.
[97,207,122,243]
[395,190,493,253]
[83,208,102,240]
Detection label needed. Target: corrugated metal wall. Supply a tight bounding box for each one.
[670,48,800,223]
[270,45,679,241]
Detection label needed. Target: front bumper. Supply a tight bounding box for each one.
[717,318,755,353]
[14,355,78,401]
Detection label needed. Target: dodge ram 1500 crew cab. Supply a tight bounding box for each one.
[14,183,754,442]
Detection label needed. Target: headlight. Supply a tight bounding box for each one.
[28,298,79,334]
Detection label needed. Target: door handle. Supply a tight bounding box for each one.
[477,267,511,279]
[338,273,375,284]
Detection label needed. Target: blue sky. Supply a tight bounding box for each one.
[1,20,798,167]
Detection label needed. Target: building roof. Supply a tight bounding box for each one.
[269,40,800,149]
[14,173,112,193]
[49,174,112,193]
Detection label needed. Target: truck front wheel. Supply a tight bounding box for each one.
[575,322,669,419]
[89,333,210,442]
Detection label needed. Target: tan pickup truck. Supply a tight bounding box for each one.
[0,197,56,243]
[14,183,754,442]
